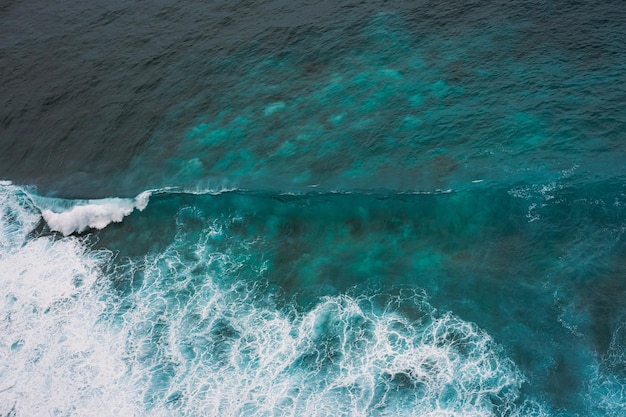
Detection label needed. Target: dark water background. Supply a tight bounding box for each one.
[1,1,626,416]
[3,0,626,196]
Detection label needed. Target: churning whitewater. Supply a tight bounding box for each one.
[3,180,626,416]
[1,183,547,417]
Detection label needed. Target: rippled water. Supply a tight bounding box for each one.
[1,1,626,416]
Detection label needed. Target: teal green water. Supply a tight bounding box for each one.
[1,2,626,416]
[86,182,624,415]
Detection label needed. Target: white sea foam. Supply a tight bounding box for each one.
[0,184,143,417]
[31,190,152,236]
[105,207,528,417]
[0,185,41,248]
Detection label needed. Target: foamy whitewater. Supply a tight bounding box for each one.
[0,183,555,417]
[30,191,152,236]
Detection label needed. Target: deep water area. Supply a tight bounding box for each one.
[1,1,626,416]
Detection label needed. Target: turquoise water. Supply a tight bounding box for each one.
[1,2,626,416]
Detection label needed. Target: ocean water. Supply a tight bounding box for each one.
[1,1,626,416]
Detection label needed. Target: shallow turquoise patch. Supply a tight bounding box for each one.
[263,101,286,116]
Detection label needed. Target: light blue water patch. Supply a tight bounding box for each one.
[263,101,286,116]
[430,80,449,98]
[408,93,424,107]
[329,112,347,125]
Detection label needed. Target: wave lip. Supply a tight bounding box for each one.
[36,191,151,236]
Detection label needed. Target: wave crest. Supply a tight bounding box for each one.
[32,191,152,236]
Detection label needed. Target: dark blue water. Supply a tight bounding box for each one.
[1,1,626,416]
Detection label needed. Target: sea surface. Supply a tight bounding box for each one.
[1,1,626,416]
